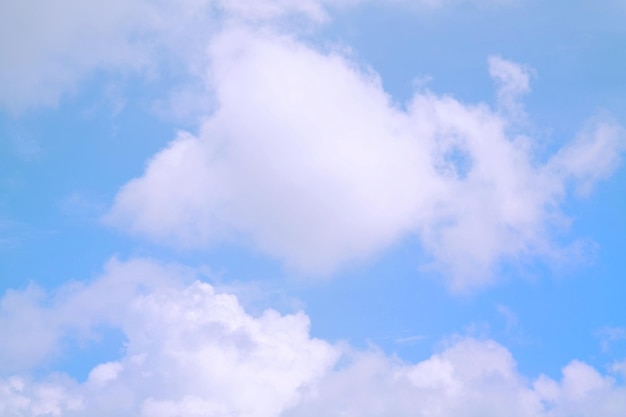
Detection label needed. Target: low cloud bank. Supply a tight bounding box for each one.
[1,259,625,416]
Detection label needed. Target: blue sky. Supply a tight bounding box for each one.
[1,0,626,415]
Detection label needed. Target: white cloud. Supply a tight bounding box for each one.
[547,120,626,196]
[0,0,316,112]
[0,258,195,373]
[612,360,626,377]
[0,375,83,417]
[0,258,337,417]
[87,362,123,386]
[287,339,538,417]
[598,326,626,354]
[107,28,434,275]
[488,55,532,121]
[287,339,626,417]
[106,29,625,290]
[2,261,626,417]
[0,0,153,111]
[217,0,329,22]
[0,0,522,113]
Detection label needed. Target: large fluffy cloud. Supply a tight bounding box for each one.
[1,261,625,416]
[106,29,625,290]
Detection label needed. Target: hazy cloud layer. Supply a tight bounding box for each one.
[1,259,625,416]
[0,0,520,112]
[107,29,625,290]
[0,0,310,111]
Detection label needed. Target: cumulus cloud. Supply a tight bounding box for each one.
[0,258,195,373]
[286,339,626,417]
[0,375,83,416]
[108,29,433,275]
[106,29,625,290]
[1,261,625,417]
[0,258,337,416]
